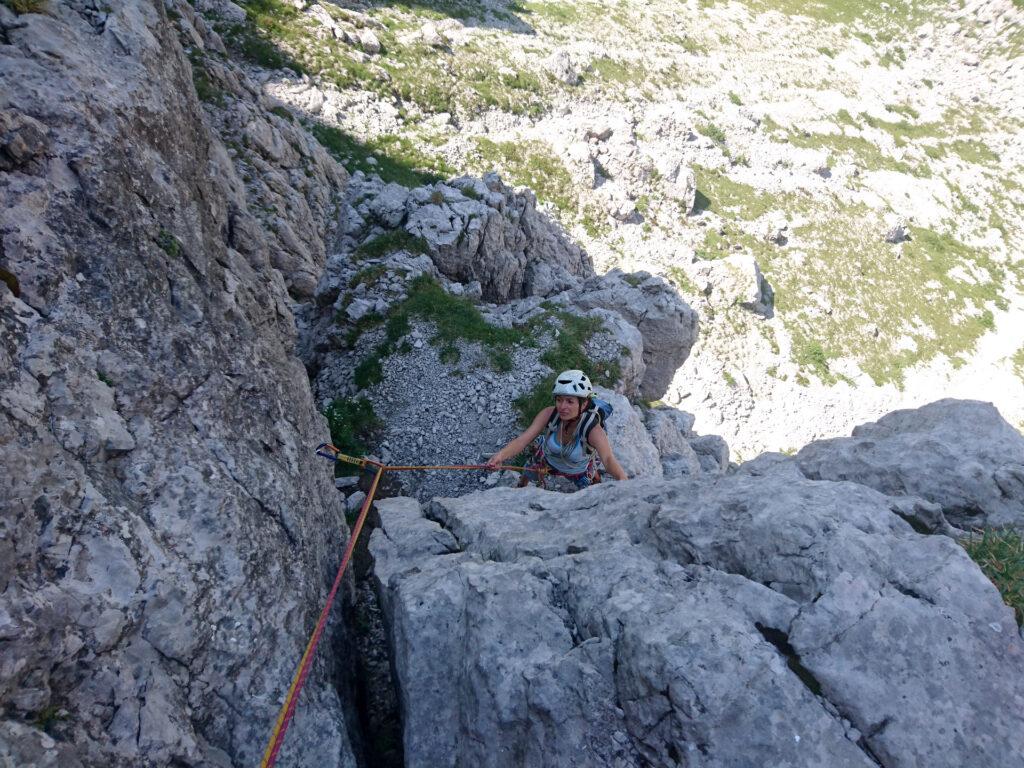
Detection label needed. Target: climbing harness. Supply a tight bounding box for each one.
[259,444,536,768]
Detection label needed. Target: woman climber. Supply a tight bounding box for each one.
[486,369,628,489]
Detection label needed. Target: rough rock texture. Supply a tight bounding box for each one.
[795,399,1024,529]
[593,387,662,479]
[342,172,594,303]
[564,270,699,400]
[687,254,774,315]
[370,466,1024,768]
[0,2,355,765]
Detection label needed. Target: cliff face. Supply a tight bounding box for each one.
[0,1,356,765]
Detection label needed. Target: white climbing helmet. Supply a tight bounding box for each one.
[552,370,594,398]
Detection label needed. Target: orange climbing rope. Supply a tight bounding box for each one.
[258,444,538,767]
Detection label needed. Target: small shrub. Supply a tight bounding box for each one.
[353,355,385,389]
[323,397,381,474]
[354,230,429,260]
[728,91,742,105]
[489,349,514,372]
[962,529,1024,626]
[429,189,445,205]
[269,105,294,122]
[817,46,836,58]
[698,121,727,144]
[666,267,698,295]
[796,340,829,375]
[723,370,737,387]
[2,0,47,13]
[33,705,65,733]
[156,229,181,257]
[348,265,389,290]
[0,266,20,297]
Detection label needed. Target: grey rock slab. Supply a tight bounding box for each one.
[795,399,1024,529]
[0,3,355,766]
[594,386,662,479]
[369,469,1024,768]
[562,270,699,400]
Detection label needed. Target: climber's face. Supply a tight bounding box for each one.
[555,395,582,421]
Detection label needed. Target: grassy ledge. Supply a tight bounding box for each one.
[962,529,1024,626]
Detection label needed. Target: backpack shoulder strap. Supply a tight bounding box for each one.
[579,409,601,454]
[544,407,560,439]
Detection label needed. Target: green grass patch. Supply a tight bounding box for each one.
[698,121,727,145]
[1014,347,1024,383]
[354,230,430,260]
[768,207,1006,387]
[787,128,921,175]
[885,103,919,120]
[309,123,451,187]
[949,139,1000,165]
[663,264,696,294]
[588,56,647,87]
[349,265,390,289]
[513,309,621,424]
[473,138,576,215]
[323,397,381,475]
[269,105,294,122]
[962,529,1024,626]
[186,49,224,105]
[2,0,47,13]
[352,275,523,389]
[522,0,589,24]
[795,339,832,379]
[218,0,307,73]
[693,166,773,220]
[155,229,181,258]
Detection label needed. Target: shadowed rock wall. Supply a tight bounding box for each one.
[0,1,355,765]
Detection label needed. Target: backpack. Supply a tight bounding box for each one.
[545,397,614,457]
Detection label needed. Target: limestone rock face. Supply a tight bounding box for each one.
[795,399,1024,529]
[594,387,662,479]
[688,254,773,314]
[347,172,594,303]
[564,270,700,400]
[370,468,1024,768]
[0,2,354,766]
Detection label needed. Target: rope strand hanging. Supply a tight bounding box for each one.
[259,444,542,767]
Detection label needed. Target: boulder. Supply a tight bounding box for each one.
[795,399,1024,529]
[359,29,382,54]
[0,109,49,171]
[581,308,646,398]
[643,405,703,477]
[884,213,910,244]
[689,433,730,473]
[561,270,699,400]
[655,156,697,214]
[689,254,773,314]
[594,386,662,479]
[369,471,1024,768]
[399,175,593,302]
[545,50,579,85]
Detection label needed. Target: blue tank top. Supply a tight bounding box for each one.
[542,422,592,475]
